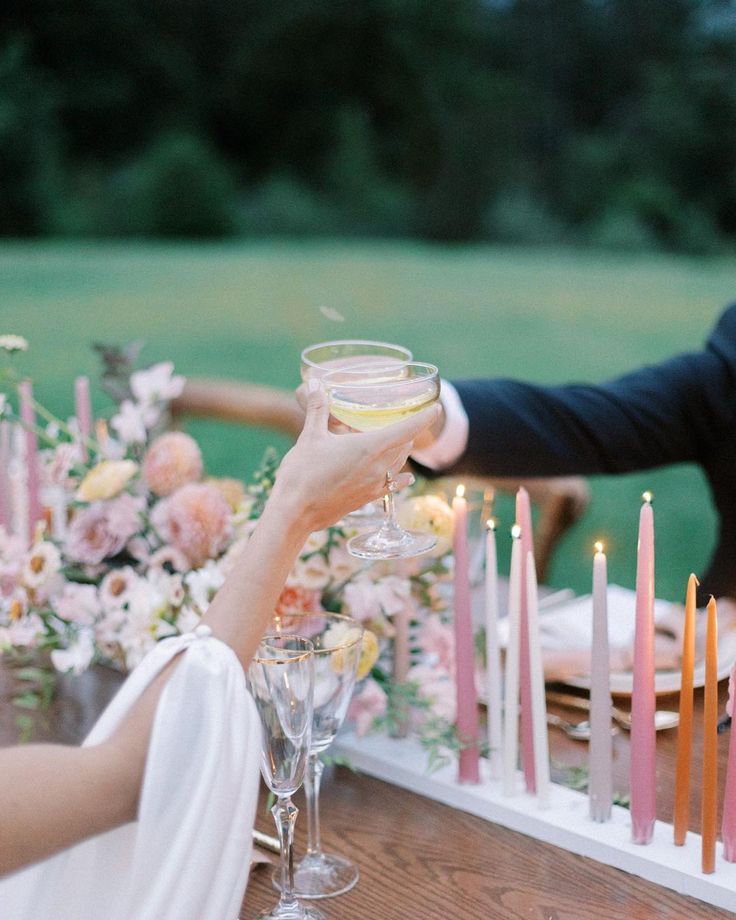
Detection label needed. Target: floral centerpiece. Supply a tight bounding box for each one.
[0,339,465,763]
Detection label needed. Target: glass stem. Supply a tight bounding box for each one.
[381,490,402,537]
[273,796,299,910]
[304,752,324,858]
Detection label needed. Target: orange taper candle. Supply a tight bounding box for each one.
[701,596,718,874]
[673,573,699,846]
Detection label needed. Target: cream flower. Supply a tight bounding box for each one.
[0,335,29,354]
[397,494,454,556]
[76,460,138,502]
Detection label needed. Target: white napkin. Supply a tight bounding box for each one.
[0,630,260,920]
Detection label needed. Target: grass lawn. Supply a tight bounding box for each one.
[2,238,734,600]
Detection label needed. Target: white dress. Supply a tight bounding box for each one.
[0,626,261,920]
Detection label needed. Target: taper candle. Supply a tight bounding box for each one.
[515,487,536,794]
[0,420,11,531]
[503,525,522,795]
[702,596,718,874]
[452,485,480,783]
[526,550,550,807]
[18,381,42,543]
[485,518,503,779]
[673,573,699,845]
[721,662,736,861]
[589,542,613,822]
[631,491,656,845]
[74,376,92,462]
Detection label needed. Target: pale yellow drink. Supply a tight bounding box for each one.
[329,391,438,431]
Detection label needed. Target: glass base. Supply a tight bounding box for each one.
[278,852,360,900]
[257,903,326,920]
[346,528,436,560]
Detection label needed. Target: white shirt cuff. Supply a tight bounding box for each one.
[411,380,469,471]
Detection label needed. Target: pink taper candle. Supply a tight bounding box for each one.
[515,487,536,794]
[74,376,92,462]
[631,492,656,845]
[701,596,718,874]
[485,518,503,780]
[0,421,11,531]
[526,550,550,808]
[589,542,613,822]
[452,485,480,783]
[721,662,736,861]
[18,381,42,542]
[673,573,698,845]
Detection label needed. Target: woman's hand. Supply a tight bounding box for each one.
[271,380,441,534]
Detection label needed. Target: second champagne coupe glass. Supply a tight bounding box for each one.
[273,613,364,900]
[247,636,325,920]
[323,361,441,559]
[300,339,412,381]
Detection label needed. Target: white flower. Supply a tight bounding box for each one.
[99,567,140,611]
[327,545,359,584]
[176,604,201,633]
[0,612,43,648]
[130,362,185,407]
[110,400,158,445]
[52,583,101,626]
[185,561,224,613]
[0,335,29,354]
[21,541,62,589]
[51,631,95,675]
[0,394,6,416]
[302,531,328,554]
[290,554,331,591]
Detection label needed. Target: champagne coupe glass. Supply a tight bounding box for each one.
[301,340,413,525]
[273,613,364,900]
[247,636,325,920]
[323,362,441,559]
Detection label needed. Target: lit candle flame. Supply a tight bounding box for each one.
[456,484,465,499]
[511,524,521,539]
[594,540,604,555]
[642,490,653,505]
[486,518,497,532]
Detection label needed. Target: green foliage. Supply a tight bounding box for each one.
[2,1,736,249]
[115,132,238,237]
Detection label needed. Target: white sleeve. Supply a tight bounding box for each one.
[411,380,469,471]
[0,628,261,920]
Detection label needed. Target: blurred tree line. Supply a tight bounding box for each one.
[2,0,736,250]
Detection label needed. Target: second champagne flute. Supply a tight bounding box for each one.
[323,362,441,559]
[273,613,364,900]
[247,635,325,920]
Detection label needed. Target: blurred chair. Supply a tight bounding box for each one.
[171,378,589,581]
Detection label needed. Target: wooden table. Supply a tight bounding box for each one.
[1,665,734,919]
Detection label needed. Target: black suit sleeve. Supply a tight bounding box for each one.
[435,308,736,480]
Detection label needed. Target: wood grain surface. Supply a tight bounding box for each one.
[1,664,734,919]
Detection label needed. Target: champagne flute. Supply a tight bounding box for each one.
[247,636,325,920]
[322,362,440,559]
[272,613,364,900]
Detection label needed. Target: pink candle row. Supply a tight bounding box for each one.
[4,376,92,544]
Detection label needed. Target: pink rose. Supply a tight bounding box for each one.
[416,616,455,672]
[151,483,231,568]
[143,431,203,497]
[65,494,144,564]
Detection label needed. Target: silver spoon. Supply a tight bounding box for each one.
[546,690,680,732]
[545,712,618,742]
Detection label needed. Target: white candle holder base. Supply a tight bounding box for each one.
[333,730,736,913]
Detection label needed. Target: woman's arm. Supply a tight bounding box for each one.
[0,384,440,876]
